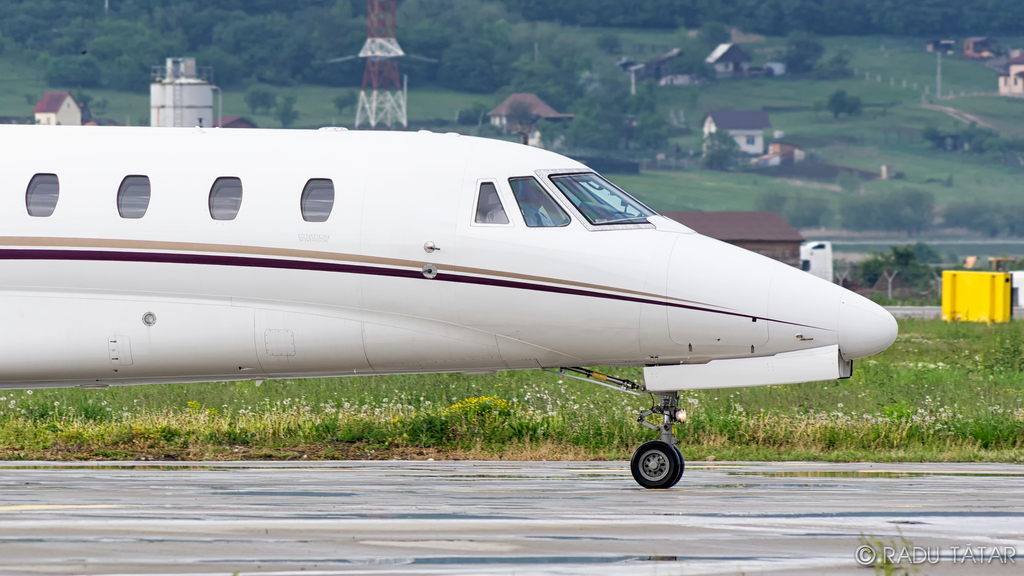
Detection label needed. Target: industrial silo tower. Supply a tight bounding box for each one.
[150,58,221,128]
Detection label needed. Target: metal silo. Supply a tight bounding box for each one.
[150,58,220,128]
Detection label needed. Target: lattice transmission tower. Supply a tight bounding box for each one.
[355,0,407,130]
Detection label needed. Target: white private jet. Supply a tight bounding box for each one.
[0,126,896,488]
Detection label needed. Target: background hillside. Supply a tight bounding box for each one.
[1,0,1024,261]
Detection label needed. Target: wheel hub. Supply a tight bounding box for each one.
[640,450,669,481]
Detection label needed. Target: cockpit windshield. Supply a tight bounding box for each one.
[549,173,656,225]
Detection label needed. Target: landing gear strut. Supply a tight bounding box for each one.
[549,368,685,489]
[631,392,685,489]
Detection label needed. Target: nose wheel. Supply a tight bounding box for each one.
[545,369,686,490]
[630,440,684,489]
[632,391,686,489]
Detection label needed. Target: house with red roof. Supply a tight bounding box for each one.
[998,55,1024,97]
[34,91,82,126]
[213,116,258,129]
[487,94,573,130]
[661,211,804,267]
[487,93,574,146]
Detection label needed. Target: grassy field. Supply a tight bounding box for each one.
[222,85,491,129]
[1,319,1022,463]
[4,30,1023,215]
[0,55,491,128]
[942,95,1024,138]
[634,32,1024,213]
[608,169,807,212]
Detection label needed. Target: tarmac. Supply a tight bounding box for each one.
[0,460,1022,575]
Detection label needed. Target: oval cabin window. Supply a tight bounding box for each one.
[26,174,60,217]
[300,179,334,222]
[209,177,243,220]
[117,175,151,219]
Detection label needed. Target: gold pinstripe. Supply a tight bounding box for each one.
[0,236,731,310]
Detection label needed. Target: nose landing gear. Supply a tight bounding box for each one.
[549,368,685,489]
[632,392,685,489]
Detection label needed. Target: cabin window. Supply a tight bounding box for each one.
[474,182,509,224]
[25,174,59,217]
[549,173,654,225]
[508,177,570,227]
[209,177,243,220]
[117,175,151,219]
[300,178,334,222]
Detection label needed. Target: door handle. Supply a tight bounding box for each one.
[423,241,440,253]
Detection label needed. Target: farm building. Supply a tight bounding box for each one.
[751,142,806,167]
[214,116,258,128]
[705,44,751,78]
[631,48,682,83]
[34,91,81,126]
[964,37,999,59]
[926,39,956,54]
[487,93,573,132]
[661,211,805,267]
[703,110,772,155]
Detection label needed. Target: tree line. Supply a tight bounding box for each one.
[761,185,1024,238]
[502,0,1024,36]
[7,0,1020,95]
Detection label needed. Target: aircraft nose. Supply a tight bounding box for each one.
[838,293,898,360]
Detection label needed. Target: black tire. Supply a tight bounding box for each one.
[669,443,685,485]
[630,440,684,489]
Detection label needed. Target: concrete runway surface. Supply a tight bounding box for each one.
[1,460,1022,576]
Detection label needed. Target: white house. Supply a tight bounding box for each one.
[703,110,772,155]
[33,91,81,126]
[705,44,751,78]
[998,55,1024,97]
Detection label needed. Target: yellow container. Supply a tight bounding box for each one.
[942,271,1012,323]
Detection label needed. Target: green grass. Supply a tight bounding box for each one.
[941,96,1024,137]
[1,319,1023,462]
[223,85,493,129]
[638,34,1024,213]
[0,55,496,128]
[0,57,53,119]
[827,35,999,96]
[608,170,789,212]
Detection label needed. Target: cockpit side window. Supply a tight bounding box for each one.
[549,172,655,225]
[508,177,570,227]
[474,182,510,225]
